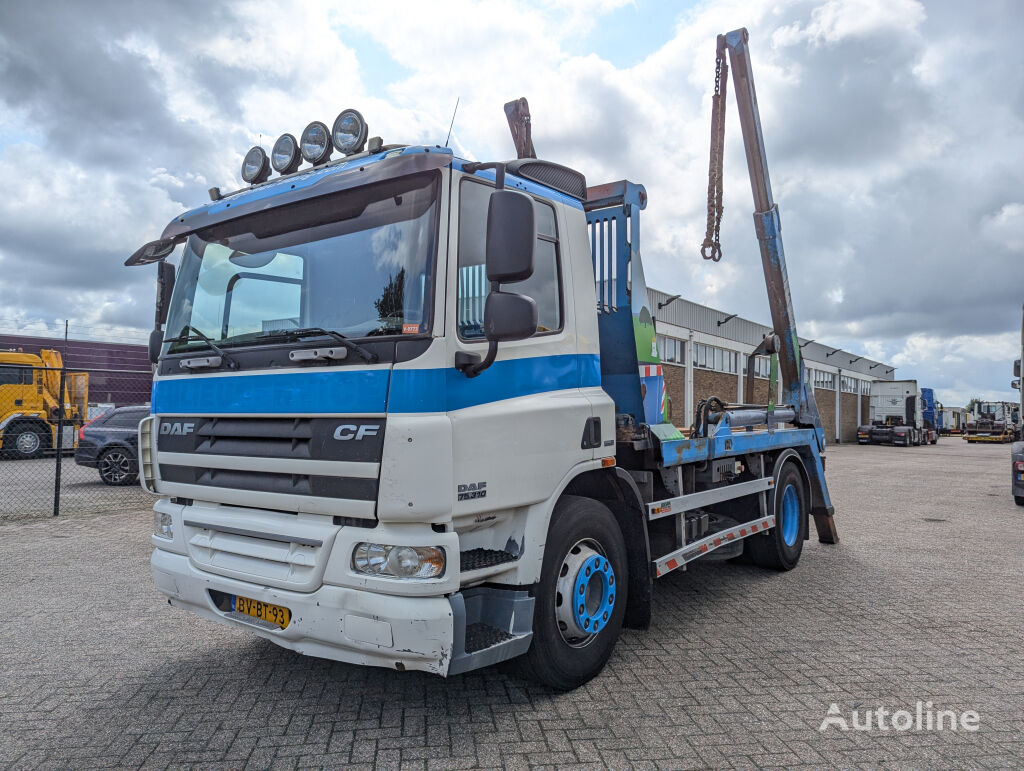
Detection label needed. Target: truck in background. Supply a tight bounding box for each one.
[0,348,89,459]
[857,379,935,446]
[937,405,966,436]
[1011,302,1023,505]
[964,400,1019,443]
[126,29,839,689]
[920,387,940,445]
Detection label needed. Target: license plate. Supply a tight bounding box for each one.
[232,595,291,628]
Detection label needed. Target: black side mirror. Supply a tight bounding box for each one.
[156,261,175,327]
[149,261,176,364]
[1015,359,1021,378]
[148,328,163,365]
[486,189,535,282]
[485,292,537,342]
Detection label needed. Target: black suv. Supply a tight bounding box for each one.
[75,406,148,485]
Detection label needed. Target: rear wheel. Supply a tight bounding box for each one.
[748,462,806,571]
[98,448,138,486]
[2,423,48,459]
[1015,496,1024,507]
[520,495,628,690]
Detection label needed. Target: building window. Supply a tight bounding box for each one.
[812,369,836,389]
[657,335,683,364]
[692,342,742,374]
[861,380,872,395]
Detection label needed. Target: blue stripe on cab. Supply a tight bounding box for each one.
[389,353,600,413]
[150,354,602,415]
[151,369,391,414]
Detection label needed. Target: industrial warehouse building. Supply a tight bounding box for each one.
[648,288,895,444]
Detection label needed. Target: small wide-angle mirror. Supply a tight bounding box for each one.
[148,328,163,364]
[484,291,537,342]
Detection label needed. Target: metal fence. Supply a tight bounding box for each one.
[1,364,154,520]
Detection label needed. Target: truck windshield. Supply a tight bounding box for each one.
[164,172,440,355]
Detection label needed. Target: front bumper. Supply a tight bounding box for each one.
[152,548,456,674]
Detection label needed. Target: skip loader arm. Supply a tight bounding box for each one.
[723,29,838,543]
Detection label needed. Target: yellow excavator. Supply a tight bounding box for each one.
[0,348,88,459]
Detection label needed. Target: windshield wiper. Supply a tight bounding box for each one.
[262,326,379,363]
[163,325,239,370]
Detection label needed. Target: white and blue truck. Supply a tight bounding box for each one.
[127,29,837,689]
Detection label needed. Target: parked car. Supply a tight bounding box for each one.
[74,405,148,485]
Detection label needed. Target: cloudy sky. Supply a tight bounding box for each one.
[0,0,1021,406]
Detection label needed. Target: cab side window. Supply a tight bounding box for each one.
[457,180,562,340]
[0,366,31,386]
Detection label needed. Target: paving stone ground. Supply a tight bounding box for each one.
[1,441,1022,769]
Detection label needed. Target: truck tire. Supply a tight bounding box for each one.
[1015,496,1024,507]
[2,423,49,460]
[748,463,805,571]
[520,495,628,691]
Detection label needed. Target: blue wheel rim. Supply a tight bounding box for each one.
[571,554,615,634]
[780,484,800,546]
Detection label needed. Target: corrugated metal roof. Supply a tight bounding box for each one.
[647,287,893,380]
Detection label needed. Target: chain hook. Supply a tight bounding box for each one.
[701,36,728,262]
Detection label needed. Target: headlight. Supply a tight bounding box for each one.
[300,121,332,165]
[154,511,174,539]
[353,543,445,579]
[332,108,368,155]
[241,146,270,184]
[271,133,301,174]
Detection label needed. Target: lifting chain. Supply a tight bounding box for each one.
[701,37,728,262]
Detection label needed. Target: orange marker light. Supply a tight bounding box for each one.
[601,457,616,468]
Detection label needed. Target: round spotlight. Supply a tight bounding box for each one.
[300,121,332,165]
[241,146,270,184]
[332,108,368,155]
[271,133,301,174]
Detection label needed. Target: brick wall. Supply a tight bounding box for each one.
[861,395,870,425]
[747,376,773,405]
[694,368,740,409]
[840,392,859,443]
[815,387,836,443]
[663,363,686,426]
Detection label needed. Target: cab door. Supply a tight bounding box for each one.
[444,174,596,519]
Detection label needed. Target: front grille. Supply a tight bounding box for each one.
[160,465,378,500]
[155,415,384,517]
[158,417,385,461]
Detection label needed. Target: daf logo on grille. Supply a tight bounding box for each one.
[333,424,380,441]
[160,421,195,436]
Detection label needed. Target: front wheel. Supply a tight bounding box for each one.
[748,462,806,571]
[2,424,48,459]
[520,496,628,691]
